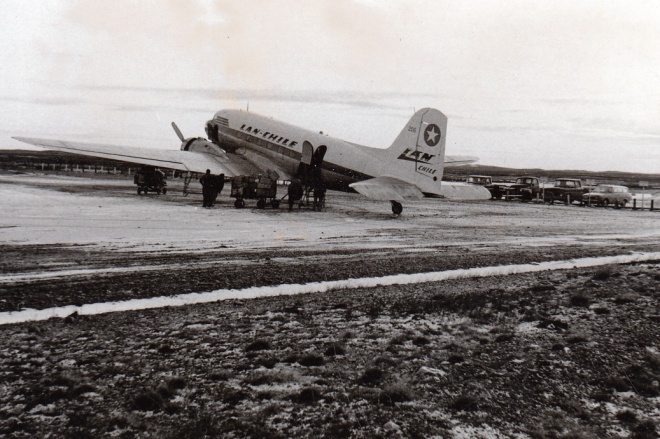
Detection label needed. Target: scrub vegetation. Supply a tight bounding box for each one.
[1,262,658,438]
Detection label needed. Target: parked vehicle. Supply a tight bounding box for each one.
[466,175,492,186]
[582,184,632,207]
[487,177,540,201]
[230,171,280,209]
[134,166,167,195]
[543,178,587,204]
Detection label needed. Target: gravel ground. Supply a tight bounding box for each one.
[0,173,658,438]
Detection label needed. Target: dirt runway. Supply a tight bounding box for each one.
[0,173,658,438]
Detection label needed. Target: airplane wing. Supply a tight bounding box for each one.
[12,137,263,176]
[349,177,424,201]
[439,182,491,200]
[444,155,478,165]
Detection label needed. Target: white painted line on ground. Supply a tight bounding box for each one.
[1,252,658,325]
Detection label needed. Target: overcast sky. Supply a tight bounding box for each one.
[1,0,658,173]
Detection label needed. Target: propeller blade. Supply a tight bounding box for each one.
[171,122,185,142]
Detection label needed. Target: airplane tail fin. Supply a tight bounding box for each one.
[383,108,447,194]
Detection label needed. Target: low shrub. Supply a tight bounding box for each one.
[359,367,384,386]
[295,387,323,404]
[245,339,272,352]
[299,353,325,367]
[412,336,430,346]
[378,382,413,405]
[593,266,612,281]
[449,395,479,412]
[132,390,165,412]
[324,343,346,357]
[616,410,638,424]
[569,293,591,307]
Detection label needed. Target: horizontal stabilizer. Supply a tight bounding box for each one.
[349,177,424,201]
[440,182,491,199]
[444,155,479,165]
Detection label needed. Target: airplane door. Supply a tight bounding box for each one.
[301,141,314,165]
[311,145,326,167]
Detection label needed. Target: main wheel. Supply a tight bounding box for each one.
[391,201,403,215]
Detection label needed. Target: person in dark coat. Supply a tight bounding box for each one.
[288,179,304,211]
[200,169,213,207]
[211,173,225,205]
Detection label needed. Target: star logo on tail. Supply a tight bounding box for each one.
[424,124,441,147]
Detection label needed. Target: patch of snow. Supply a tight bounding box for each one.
[2,252,660,325]
[516,322,543,334]
[420,366,447,377]
[451,423,508,438]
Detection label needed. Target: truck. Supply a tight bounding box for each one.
[543,178,588,205]
[486,177,541,202]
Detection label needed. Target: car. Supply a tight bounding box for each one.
[486,177,541,201]
[543,178,588,204]
[466,175,492,185]
[582,184,632,207]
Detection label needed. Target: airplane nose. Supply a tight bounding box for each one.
[206,122,219,144]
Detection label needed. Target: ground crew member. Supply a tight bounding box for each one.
[313,185,326,211]
[288,179,304,211]
[200,169,213,207]
[211,173,225,205]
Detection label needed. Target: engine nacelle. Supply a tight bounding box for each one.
[181,137,225,156]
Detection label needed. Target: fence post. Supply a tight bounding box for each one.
[633,199,637,210]
[651,200,655,211]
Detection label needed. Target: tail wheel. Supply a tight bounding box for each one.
[391,201,403,215]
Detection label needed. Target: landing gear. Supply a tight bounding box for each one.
[390,201,403,215]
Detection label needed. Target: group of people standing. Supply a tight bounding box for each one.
[199,169,225,208]
[199,169,326,211]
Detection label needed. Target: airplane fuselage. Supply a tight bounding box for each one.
[206,110,389,192]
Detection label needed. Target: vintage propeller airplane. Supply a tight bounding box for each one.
[14,107,489,214]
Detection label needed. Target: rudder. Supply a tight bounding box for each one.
[386,108,447,186]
